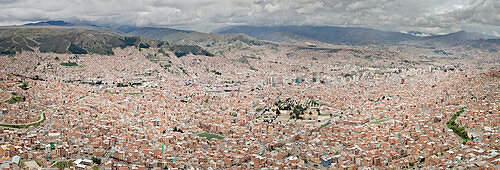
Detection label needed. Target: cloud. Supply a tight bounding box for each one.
[493,31,499,37]
[0,0,498,34]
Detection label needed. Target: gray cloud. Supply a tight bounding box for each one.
[0,0,498,35]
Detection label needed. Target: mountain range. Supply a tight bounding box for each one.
[216,25,498,46]
[0,21,498,56]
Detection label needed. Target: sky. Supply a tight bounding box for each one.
[0,0,499,36]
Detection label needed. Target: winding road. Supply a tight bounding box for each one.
[0,112,46,128]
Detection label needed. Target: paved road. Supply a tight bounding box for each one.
[0,112,45,128]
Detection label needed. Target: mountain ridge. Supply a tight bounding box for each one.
[13,21,500,51]
[216,25,498,46]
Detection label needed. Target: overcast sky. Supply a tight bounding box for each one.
[0,0,499,35]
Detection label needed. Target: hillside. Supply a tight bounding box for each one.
[421,31,498,46]
[217,25,500,48]
[0,26,215,57]
[0,26,166,55]
[115,26,193,41]
[216,25,420,45]
[117,26,276,49]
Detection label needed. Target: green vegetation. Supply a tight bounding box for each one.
[119,37,139,47]
[91,157,101,165]
[138,43,150,49]
[255,108,263,112]
[236,57,249,64]
[80,81,103,85]
[0,28,167,55]
[5,95,25,104]
[319,121,331,129]
[179,67,188,75]
[76,94,88,101]
[36,160,46,167]
[198,132,224,140]
[370,118,389,124]
[116,82,142,87]
[165,44,214,57]
[125,92,142,95]
[53,160,74,170]
[274,98,311,119]
[19,82,29,90]
[59,62,78,67]
[309,100,319,107]
[68,43,87,54]
[249,65,258,71]
[291,104,307,119]
[446,108,471,142]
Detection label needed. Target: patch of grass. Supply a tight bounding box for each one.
[446,108,471,142]
[5,95,25,104]
[370,118,389,124]
[68,43,87,54]
[198,132,224,140]
[165,44,213,57]
[319,121,331,129]
[19,82,29,90]
[125,92,142,95]
[53,160,74,170]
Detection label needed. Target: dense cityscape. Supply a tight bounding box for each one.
[0,0,499,169]
[0,39,498,169]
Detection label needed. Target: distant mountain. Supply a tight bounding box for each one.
[0,22,216,57]
[217,25,500,47]
[25,20,76,26]
[0,26,215,57]
[115,25,193,35]
[216,25,421,45]
[421,31,498,46]
[116,26,195,43]
[23,21,124,36]
[111,25,274,50]
[468,39,500,52]
[12,21,500,51]
[0,26,166,55]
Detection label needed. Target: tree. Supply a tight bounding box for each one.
[19,82,29,90]
[91,157,101,165]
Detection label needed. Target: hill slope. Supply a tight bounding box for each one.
[217,25,499,47]
[216,25,420,45]
[0,26,165,55]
